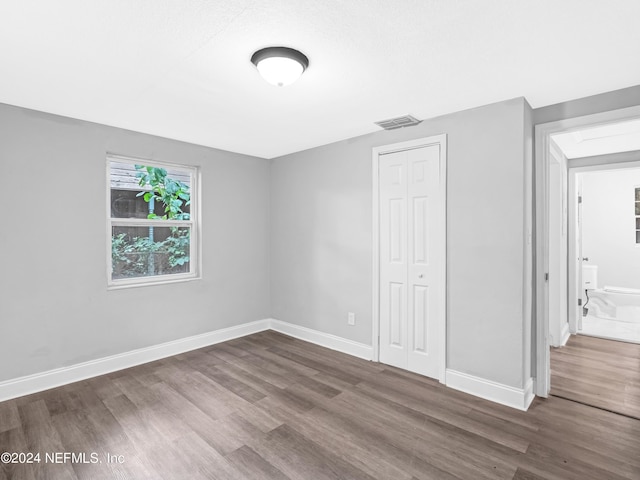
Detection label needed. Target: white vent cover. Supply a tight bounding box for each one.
[375,115,422,130]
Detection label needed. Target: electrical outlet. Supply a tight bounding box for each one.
[347,312,355,326]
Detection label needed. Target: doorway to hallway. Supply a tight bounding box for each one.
[535,105,640,398]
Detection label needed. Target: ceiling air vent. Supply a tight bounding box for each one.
[375,115,422,130]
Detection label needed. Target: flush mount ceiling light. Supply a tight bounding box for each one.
[251,47,309,87]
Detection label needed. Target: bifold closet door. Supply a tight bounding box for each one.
[379,145,443,379]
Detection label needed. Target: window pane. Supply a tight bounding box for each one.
[636,202,640,216]
[637,230,640,244]
[112,226,190,280]
[110,161,191,220]
[636,188,640,201]
[637,218,640,230]
[111,189,166,218]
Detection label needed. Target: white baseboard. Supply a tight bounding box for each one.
[446,369,535,411]
[2,318,535,412]
[0,318,374,402]
[0,319,271,403]
[270,319,373,361]
[560,322,571,347]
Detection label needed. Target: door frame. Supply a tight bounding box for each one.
[534,105,640,397]
[567,168,582,336]
[372,134,447,383]
[547,142,570,347]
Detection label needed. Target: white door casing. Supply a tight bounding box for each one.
[375,137,446,380]
[576,175,584,332]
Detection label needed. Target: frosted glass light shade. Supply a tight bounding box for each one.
[256,57,304,86]
[251,47,309,87]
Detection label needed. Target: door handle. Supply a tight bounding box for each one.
[418,274,424,278]
[582,257,589,262]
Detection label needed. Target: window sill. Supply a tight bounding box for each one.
[107,273,201,290]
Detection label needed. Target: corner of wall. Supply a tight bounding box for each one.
[523,99,534,387]
[266,158,273,317]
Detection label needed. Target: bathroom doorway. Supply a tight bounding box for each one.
[535,107,640,397]
[571,166,640,344]
[538,113,640,419]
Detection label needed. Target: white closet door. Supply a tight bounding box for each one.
[379,150,409,369]
[379,144,443,378]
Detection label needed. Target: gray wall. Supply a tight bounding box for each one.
[0,103,271,383]
[534,85,640,125]
[271,98,532,388]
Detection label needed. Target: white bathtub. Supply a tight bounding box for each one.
[587,286,640,323]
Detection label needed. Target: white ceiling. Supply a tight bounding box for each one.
[552,118,640,158]
[1,1,639,159]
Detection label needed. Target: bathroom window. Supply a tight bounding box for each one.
[636,187,640,244]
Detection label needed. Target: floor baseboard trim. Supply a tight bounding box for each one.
[5,318,539,411]
[0,319,271,402]
[446,369,535,411]
[270,319,374,361]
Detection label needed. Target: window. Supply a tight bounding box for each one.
[107,154,199,287]
[636,187,640,244]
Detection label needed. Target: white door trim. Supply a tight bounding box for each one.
[534,105,640,397]
[372,134,447,382]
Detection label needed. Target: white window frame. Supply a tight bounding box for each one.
[106,153,201,289]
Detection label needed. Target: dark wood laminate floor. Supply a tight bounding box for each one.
[550,334,640,419]
[1,331,639,480]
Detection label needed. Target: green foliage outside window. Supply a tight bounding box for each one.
[111,165,191,278]
[134,165,191,220]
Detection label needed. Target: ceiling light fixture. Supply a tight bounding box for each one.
[251,47,309,87]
